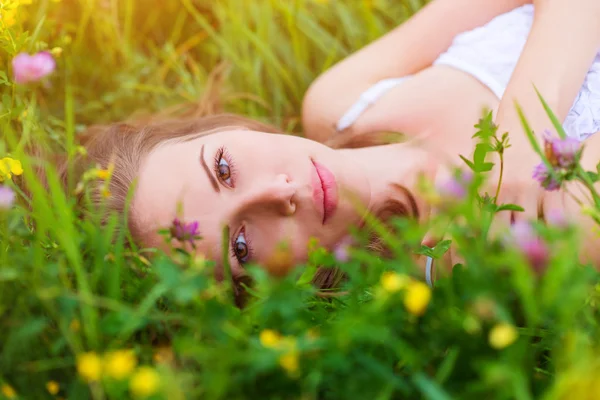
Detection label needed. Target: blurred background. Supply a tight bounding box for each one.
[1,0,426,135]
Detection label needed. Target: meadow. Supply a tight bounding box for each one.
[1,0,600,399]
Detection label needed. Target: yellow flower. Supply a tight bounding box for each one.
[46,380,60,395]
[104,349,137,380]
[77,352,103,382]
[279,352,299,375]
[0,158,23,182]
[403,281,432,316]
[381,272,410,293]
[489,323,518,349]
[1,384,16,399]
[260,329,281,349]
[50,47,63,57]
[129,367,160,398]
[96,163,114,180]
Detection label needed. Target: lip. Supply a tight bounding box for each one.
[311,159,339,224]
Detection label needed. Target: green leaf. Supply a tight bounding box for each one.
[413,373,453,400]
[496,204,525,212]
[432,240,453,259]
[535,86,568,139]
[459,155,475,171]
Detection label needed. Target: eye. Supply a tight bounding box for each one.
[232,228,252,264]
[214,147,235,187]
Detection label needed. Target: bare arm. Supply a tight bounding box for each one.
[495,0,600,144]
[493,0,600,263]
[325,0,532,81]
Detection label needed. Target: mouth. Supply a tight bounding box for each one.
[311,159,339,224]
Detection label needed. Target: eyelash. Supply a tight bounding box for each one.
[213,146,237,188]
[213,146,252,265]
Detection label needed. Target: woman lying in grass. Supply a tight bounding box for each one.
[71,0,600,289]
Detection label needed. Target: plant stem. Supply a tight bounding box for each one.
[494,149,504,204]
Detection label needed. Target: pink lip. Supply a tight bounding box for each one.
[311,159,339,224]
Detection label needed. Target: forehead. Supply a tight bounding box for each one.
[132,131,229,246]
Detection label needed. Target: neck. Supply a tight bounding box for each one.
[339,141,441,224]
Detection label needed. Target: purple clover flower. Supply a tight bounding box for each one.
[532,162,561,191]
[436,170,473,200]
[12,52,56,84]
[170,218,200,244]
[509,221,549,274]
[0,185,15,210]
[546,208,569,228]
[532,131,583,192]
[543,130,582,169]
[333,236,353,262]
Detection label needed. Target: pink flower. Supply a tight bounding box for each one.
[509,221,549,274]
[436,170,473,200]
[543,130,582,169]
[333,236,353,262]
[169,218,200,244]
[0,185,15,210]
[12,52,56,84]
[546,208,569,228]
[532,162,561,191]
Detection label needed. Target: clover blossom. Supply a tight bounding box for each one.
[12,51,56,84]
[436,169,473,200]
[533,131,583,191]
[0,185,15,210]
[169,218,200,244]
[509,221,549,274]
[532,162,561,191]
[544,130,582,169]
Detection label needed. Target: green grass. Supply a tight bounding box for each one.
[1,0,600,399]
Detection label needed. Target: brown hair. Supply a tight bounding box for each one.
[60,113,415,299]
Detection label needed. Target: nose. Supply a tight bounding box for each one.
[236,174,298,216]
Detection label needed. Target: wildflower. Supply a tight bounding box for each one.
[76,352,103,382]
[436,170,473,200]
[509,221,549,273]
[532,162,561,191]
[169,218,200,244]
[279,352,299,375]
[543,130,582,169]
[46,381,59,395]
[12,51,56,84]
[381,271,410,293]
[0,157,23,182]
[260,329,281,349]
[1,384,16,399]
[403,280,432,316]
[50,47,63,57]
[0,186,15,210]
[129,367,160,398]
[489,322,518,349]
[547,208,569,228]
[332,236,352,262]
[104,349,137,380]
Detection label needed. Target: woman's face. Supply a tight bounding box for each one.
[134,129,372,279]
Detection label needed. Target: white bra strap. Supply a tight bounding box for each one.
[335,77,408,132]
[425,256,434,287]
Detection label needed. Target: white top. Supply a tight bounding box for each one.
[336,5,600,141]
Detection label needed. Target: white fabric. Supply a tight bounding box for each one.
[336,77,407,131]
[337,4,600,140]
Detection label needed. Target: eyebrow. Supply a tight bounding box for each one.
[200,144,220,193]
